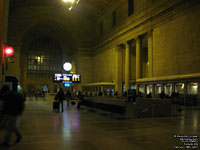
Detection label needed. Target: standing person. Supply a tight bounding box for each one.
[77,91,82,99]
[1,85,25,147]
[65,90,71,107]
[55,88,65,112]
[0,85,10,128]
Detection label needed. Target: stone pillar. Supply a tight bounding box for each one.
[136,37,141,80]
[115,45,123,97]
[125,42,130,92]
[172,83,176,93]
[184,82,187,105]
[101,86,104,96]
[198,82,200,106]
[144,84,147,96]
[0,0,9,87]
[152,84,155,98]
[147,30,153,78]
[198,82,200,97]
[5,44,21,81]
[162,83,164,93]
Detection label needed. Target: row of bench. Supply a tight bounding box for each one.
[81,99,126,114]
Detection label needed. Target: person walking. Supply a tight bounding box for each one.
[1,85,25,147]
[55,88,65,112]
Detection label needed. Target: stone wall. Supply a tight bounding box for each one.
[0,0,9,87]
[153,6,200,77]
[93,0,200,84]
[3,0,200,92]
[72,51,93,90]
[93,47,116,83]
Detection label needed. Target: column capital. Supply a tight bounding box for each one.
[117,44,125,51]
[124,42,131,49]
[127,39,135,46]
[135,36,141,42]
[147,29,153,36]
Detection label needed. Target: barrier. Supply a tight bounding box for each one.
[82,97,178,118]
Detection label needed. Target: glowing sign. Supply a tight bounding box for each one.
[54,74,62,82]
[4,46,14,56]
[53,73,81,83]
[72,74,80,83]
[64,83,70,87]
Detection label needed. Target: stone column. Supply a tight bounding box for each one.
[172,83,176,93]
[198,82,200,106]
[147,30,153,78]
[125,42,130,92]
[144,84,147,96]
[101,86,104,96]
[136,37,141,80]
[162,83,164,93]
[152,84,155,98]
[184,82,187,105]
[0,0,10,87]
[198,82,200,97]
[5,43,22,81]
[115,45,123,97]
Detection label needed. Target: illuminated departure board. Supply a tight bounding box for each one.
[53,73,81,83]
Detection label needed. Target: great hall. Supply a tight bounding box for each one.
[0,0,199,149]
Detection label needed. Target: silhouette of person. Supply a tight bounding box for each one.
[1,85,25,146]
[65,90,71,106]
[55,88,65,112]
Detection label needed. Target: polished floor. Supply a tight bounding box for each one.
[0,98,199,150]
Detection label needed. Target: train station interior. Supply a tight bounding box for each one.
[0,0,200,149]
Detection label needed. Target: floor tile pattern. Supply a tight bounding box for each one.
[0,98,199,150]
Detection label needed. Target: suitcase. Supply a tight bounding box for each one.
[77,102,81,109]
[53,101,59,110]
[71,101,76,105]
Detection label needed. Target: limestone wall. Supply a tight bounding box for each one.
[0,0,9,87]
[93,48,116,83]
[153,6,200,77]
[3,0,200,92]
[72,51,93,89]
[93,0,200,83]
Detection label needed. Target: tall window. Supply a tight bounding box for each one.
[27,37,62,78]
[128,0,134,16]
[112,11,116,27]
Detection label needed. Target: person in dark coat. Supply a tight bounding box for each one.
[65,90,71,106]
[1,85,25,146]
[55,88,65,112]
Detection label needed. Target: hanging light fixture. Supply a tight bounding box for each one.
[62,0,80,11]
[63,0,74,2]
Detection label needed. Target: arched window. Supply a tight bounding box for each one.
[27,37,62,78]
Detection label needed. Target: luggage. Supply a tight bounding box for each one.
[53,101,59,110]
[77,102,81,109]
[71,101,76,105]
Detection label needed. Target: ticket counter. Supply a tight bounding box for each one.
[82,82,115,97]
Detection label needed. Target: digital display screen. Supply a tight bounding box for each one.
[53,73,81,83]
[64,83,70,87]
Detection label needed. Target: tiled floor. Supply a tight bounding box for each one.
[0,98,199,150]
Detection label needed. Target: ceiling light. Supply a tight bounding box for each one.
[62,0,80,11]
[63,0,75,3]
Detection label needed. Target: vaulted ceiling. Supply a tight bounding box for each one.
[8,0,116,54]
[9,0,115,21]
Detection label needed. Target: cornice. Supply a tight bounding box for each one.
[92,0,199,53]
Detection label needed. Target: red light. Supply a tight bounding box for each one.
[4,46,14,56]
